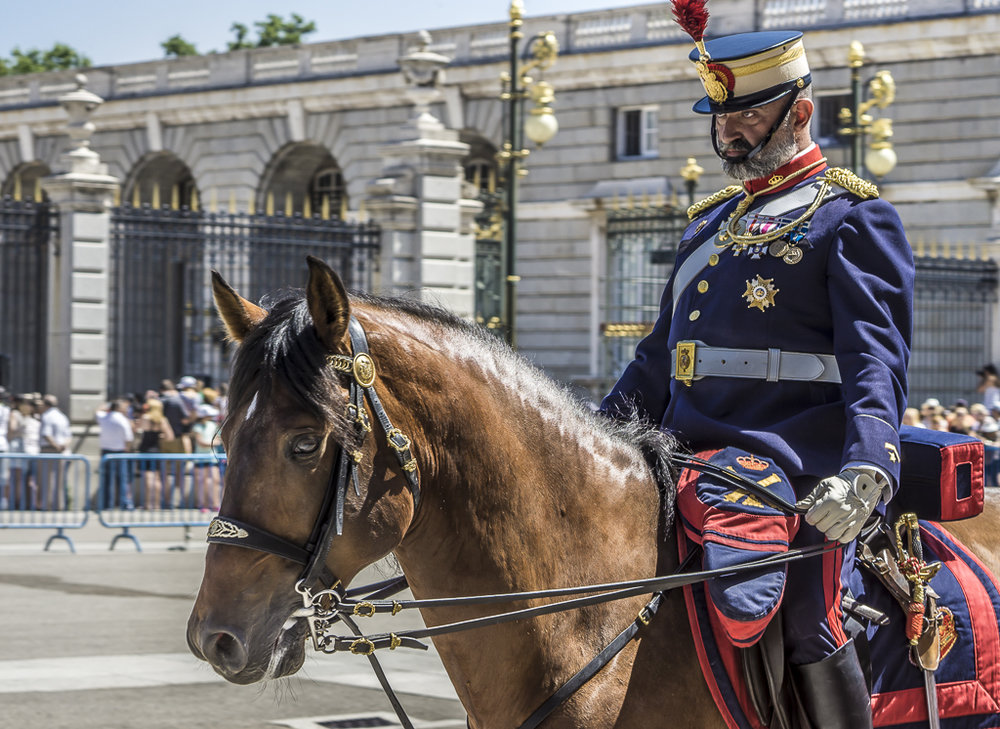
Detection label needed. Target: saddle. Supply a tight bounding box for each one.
[676,430,995,729]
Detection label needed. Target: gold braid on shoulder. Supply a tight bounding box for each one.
[823,167,879,199]
[687,185,744,221]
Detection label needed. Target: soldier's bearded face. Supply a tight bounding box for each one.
[715,100,799,182]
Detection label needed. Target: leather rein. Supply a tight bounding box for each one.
[204,315,835,729]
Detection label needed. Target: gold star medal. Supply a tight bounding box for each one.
[743,275,778,311]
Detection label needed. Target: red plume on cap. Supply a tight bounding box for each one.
[672,0,710,56]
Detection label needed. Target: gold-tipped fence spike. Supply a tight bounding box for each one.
[321,195,330,220]
[285,192,293,217]
[248,194,255,216]
[611,193,620,211]
[12,175,21,200]
[340,196,348,220]
[210,187,219,214]
[152,185,161,209]
[640,191,649,209]
[113,185,121,207]
[33,177,42,202]
[191,189,199,213]
[626,191,635,210]
[132,185,141,208]
[228,190,236,214]
[303,196,312,219]
[171,185,179,211]
[266,192,274,216]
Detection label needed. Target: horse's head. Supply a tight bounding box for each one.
[187,256,420,684]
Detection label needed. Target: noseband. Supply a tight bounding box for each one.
[205,316,420,591]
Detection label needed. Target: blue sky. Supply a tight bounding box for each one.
[1,1,648,67]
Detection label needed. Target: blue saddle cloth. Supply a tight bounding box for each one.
[680,520,1000,728]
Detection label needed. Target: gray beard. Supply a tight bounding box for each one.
[720,117,799,182]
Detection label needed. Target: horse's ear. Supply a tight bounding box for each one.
[211,270,268,343]
[306,255,351,353]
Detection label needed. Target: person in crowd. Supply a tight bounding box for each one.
[7,395,40,509]
[135,397,174,509]
[38,394,72,510]
[95,399,134,509]
[601,12,913,726]
[920,398,943,429]
[190,403,221,511]
[0,388,10,509]
[977,364,1000,413]
[901,407,923,428]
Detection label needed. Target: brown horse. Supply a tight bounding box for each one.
[187,257,1000,728]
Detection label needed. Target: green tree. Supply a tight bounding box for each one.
[162,34,199,58]
[228,22,252,51]
[0,43,91,76]
[228,13,317,50]
[254,13,316,46]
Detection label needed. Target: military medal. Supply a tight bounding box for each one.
[743,275,779,311]
[782,246,803,264]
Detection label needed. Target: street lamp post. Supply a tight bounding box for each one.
[838,41,898,179]
[498,0,559,348]
[680,157,705,208]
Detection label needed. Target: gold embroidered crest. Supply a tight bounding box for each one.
[824,167,879,199]
[743,275,779,311]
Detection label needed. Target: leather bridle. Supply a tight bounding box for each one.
[205,315,420,596]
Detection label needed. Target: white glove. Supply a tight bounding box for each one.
[796,468,889,543]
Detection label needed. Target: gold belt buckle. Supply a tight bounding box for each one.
[675,340,696,386]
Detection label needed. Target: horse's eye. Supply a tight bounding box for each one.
[291,435,322,456]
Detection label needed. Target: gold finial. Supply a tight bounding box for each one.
[284,192,293,217]
[266,192,274,216]
[228,190,236,214]
[171,184,180,210]
[190,188,199,212]
[303,196,312,218]
[12,174,21,200]
[132,184,141,207]
[210,187,218,213]
[321,194,330,220]
[510,0,524,23]
[248,193,255,216]
[848,40,865,68]
[152,185,161,209]
[680,157,704,184]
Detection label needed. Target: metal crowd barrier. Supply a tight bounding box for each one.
[96,452,227,551]
[0,453,92,552]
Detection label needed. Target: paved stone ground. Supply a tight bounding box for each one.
[0,523,466,729]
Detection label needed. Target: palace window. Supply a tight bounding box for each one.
[616,105,659,160]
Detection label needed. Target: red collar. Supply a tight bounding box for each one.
[742,145,827,197]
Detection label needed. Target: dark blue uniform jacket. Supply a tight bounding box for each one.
[601,168,915,491]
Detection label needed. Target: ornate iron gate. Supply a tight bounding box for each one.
[600,206,687,391]
[108,205,380,397]
[909,253,999,408]
[0,197,57,393]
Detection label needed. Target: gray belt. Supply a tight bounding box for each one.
[671,340,841,384]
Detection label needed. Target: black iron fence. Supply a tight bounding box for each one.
[108,205,380,397]
[909,254,999,408]
[600,205,687,392]
[0,196,57,393]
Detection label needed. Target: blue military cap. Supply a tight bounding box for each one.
[684,30,812,115]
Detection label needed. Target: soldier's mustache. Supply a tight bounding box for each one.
[719,139,753,154]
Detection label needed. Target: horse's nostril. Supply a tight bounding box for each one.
[201,629,249,676]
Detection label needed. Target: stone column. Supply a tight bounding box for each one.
[365,31,482,317]
[40,75,120,442]
[970,163,1000,365]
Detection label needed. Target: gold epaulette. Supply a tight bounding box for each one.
[823,167,879,199]
[687,185,744,221]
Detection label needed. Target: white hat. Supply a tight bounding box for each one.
[178,376,198,389]
[197,404,219,419]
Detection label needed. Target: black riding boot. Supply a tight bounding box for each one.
[790,639,872,729]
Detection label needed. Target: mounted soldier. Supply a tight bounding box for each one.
[600,2,914,726]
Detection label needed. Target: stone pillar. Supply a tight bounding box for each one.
[970,163,1000,365]
[40,75,119,444]
[365,31,482,317]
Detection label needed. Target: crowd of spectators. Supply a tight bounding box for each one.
[95,376,228,510]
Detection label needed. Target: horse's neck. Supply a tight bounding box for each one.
[380,326,671,725]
